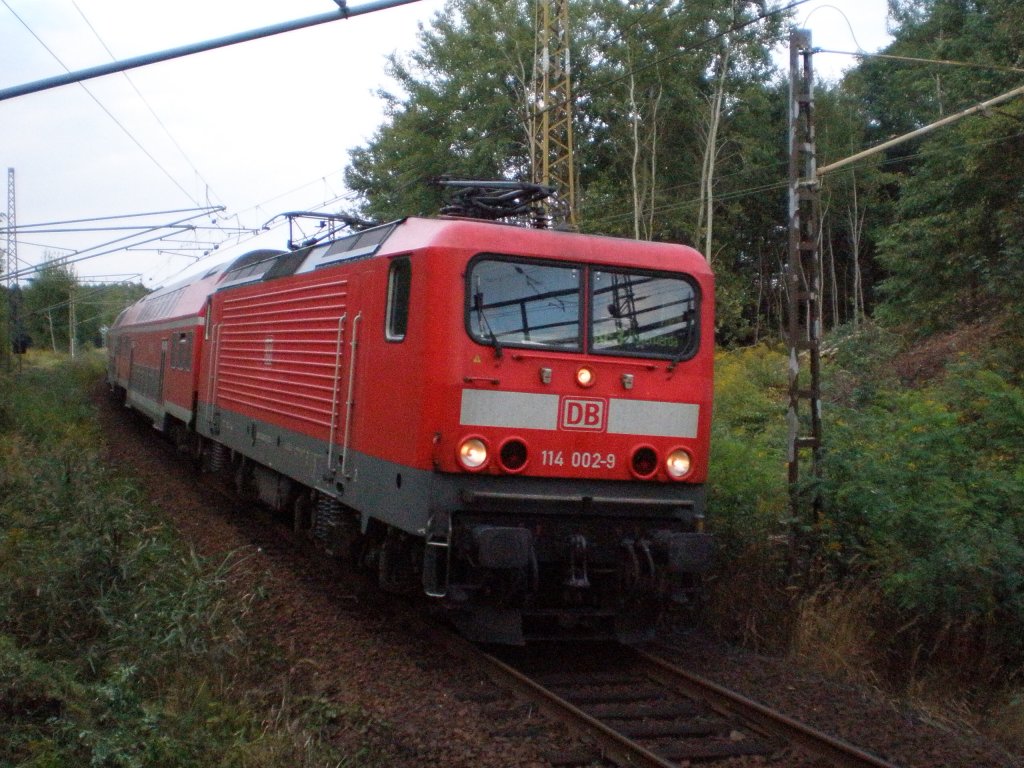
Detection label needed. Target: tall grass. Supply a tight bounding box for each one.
[0,351,377,767]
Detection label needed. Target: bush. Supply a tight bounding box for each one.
[0,352,364,767]
[821,350,1024,676]
[708,344,789,555]
[707,333,1024,682]
[704,346,792,647]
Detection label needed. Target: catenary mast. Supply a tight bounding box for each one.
[531,0,577,227]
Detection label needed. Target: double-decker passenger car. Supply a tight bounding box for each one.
[108,198,714,644]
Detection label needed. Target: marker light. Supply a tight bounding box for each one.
[631,446,658,479]
[499,438,528,472]
[666,449,693,479]
[576,366,595,388]
[457,437,489,470]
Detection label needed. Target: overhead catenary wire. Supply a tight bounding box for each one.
[69,0,226,209]
[13,206,228,230]
[9,206,223,283]
[1,0,204,206]
[818,82,1024,177]
[0,0,426,102]
[10,0,1007,289]
[816,48,1024,75]
[1,1,428,287]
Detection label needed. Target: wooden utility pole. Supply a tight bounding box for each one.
[68,281,77,358]
[786,29,823,571]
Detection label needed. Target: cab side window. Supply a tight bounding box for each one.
[386,257,411,341]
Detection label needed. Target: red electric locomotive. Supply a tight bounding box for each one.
[108,185,714,644]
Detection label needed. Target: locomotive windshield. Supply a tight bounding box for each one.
[466,255,699,360]
[468,258,582,349]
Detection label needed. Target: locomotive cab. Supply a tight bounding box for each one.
[403,224,716,643]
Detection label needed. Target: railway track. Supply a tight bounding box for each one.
[157,432,900,767]
[458,638,904,768]
[183,448,904,768]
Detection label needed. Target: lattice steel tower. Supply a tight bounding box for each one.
[5,168,16,287]
[786,30,823,569]
[531,0,577,227]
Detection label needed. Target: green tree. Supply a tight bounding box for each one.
[345,0,791,343]
[75,282,148,349]
[346,0,537,221]
[845,0,1024,331]
[22,257,78,353]
[814,82,896,330]
[17,258,144,354]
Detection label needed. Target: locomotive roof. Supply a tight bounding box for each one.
[387,217,712,276]
[112,216,711,330]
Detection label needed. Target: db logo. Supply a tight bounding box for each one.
[560,397,607,432]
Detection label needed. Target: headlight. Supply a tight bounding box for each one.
[457,437,489,470]
[665,449,692,479]
[575,366,595,388]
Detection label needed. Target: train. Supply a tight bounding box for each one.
[106,183,715,644]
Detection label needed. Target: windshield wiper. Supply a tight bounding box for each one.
[473,289,503,359]
[668,312,697,371]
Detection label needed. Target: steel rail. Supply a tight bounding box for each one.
[474,648,680,768]
[414,619,676,768]
[634,647,904,768]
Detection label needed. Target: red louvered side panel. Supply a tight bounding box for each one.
[214,275,348,436]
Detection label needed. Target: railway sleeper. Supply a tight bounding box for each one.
[651,735,773,762]
[618,718,733,739]
[557,685,668,704]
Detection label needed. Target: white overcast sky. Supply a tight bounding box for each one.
[0,0,892,288]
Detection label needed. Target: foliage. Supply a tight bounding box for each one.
[849,0,1024,332]
[17,259,146,354]
[707,331,1024,680]
[18,258,78,354]
[702,345,794,648]
[819,336,1024,675]
[345,0,792,343]
[707,344,789,556]
[346,0,537,222]
[0,353,372,767]
[343,0,1024,345]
